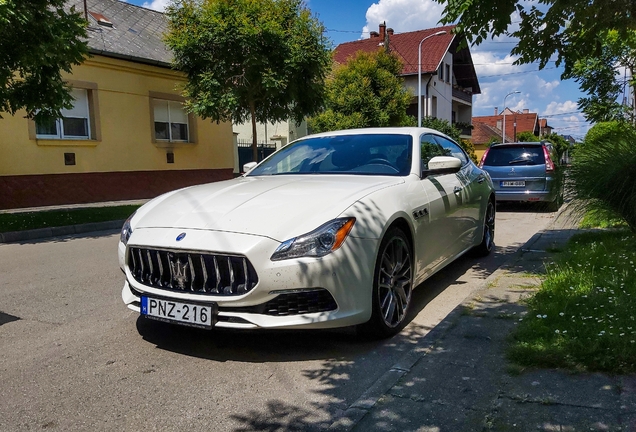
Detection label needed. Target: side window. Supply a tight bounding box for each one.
[35,88,92,139]
[433,135,468,166]
[420,134,450,170]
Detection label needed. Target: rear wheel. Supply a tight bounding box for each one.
[359,228,413,338]
[472,200,495,257]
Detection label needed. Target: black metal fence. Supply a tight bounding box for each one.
[237,140,277,171]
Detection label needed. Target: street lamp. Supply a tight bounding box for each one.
[418,30,447,127]
[502,91,520,143]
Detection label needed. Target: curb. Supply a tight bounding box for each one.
[328,227,554,431]
[0,219,125,244]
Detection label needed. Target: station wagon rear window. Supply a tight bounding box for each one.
[483,145,544,166]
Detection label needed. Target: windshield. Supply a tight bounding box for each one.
[247,134,413,176]
[483,145,544,166]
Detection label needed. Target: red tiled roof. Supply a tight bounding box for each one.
[471,121,512,145]
[473,111,539,136]
[333,25,457,76]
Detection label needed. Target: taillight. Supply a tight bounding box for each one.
[543,145,555,172]
[479,147,490,168]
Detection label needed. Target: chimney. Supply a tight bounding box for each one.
[370,31,380,38]
[494,107,498,116]
[379,22,386,40]
[387,28,394,36]
[523,108,529,114]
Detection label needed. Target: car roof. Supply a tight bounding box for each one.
[490,141,546,147]
[304,127,452,140]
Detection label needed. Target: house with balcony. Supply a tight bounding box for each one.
[0,0,235,210]
[333,23,481,139]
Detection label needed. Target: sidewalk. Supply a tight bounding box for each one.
[331,211,636,431]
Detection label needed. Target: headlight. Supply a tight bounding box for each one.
[120,212,135,245]
[271,217,356,261]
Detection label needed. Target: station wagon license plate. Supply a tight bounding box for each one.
[501,181,525,187]
[141,296,216,329]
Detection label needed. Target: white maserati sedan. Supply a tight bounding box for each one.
[118,128,495,338]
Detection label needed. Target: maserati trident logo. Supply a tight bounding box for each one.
[169,257,189,290]
[176,232,186,241]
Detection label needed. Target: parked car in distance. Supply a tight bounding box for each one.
[118,128,495,338]
[479,141,562,211]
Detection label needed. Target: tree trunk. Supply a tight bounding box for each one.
[250,102,258,162]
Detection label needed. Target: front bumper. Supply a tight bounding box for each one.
[119,227,377,330]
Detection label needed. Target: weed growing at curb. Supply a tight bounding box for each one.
[0,205,140,233]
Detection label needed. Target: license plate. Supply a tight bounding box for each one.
[501,181,525,187]
[141,296,216,329]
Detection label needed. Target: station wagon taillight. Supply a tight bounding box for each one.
[478,147,490,168]
[542,145,555,172]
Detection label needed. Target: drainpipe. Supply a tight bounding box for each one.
[425,75,434,118]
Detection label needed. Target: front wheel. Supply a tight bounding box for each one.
[359,228,414,338]
[471,200,495,257]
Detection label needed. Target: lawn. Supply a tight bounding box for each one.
[0,205,140,233]
[508,227,636,374]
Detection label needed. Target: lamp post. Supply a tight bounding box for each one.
[418,30,447,127]
[502,91,520,143]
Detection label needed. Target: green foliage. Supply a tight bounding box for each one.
[419,117,460,141]
[569,122,636,231]
[508,229,636,373]
[579,208,628,229]
[0,0,88,120]
[165,0,331,157]
[565,30,636,124]
[542,132,569,164]
[460,139,478,164]
[308,50,414,132]
[436,0,635,79]
[515,131,539,142]
[0,205,140,233]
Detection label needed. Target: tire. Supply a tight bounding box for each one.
[358,227,414,339]
[471,200,495,257]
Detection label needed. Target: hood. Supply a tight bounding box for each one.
[133,175,403,241]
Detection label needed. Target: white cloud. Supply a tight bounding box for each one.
[362,0,445,38]
[142,0,170,11]
[544,100,579,115]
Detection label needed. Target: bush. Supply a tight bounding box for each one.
[569,121,636,232]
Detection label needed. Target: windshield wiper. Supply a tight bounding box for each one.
[508,158,535,165]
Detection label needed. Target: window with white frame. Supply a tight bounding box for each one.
[35,88,91,139]
[153,99,189,142]
[445,64,451,83]
[438,65,444,81]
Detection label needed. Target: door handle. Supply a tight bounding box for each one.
[477,175,486,184]
[453,186,462,194]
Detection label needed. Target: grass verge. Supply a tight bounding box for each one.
[0,205,140,233]
[507,228,636,373]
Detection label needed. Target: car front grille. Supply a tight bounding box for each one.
[128,247,258,296]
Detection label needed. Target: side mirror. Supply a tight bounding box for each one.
[243,161,257,173]
[422,156,462,177]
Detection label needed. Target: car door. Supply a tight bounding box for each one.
[414,133,465,280]
[432,134,486,248]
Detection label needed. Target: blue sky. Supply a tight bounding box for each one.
[126,0,594,140]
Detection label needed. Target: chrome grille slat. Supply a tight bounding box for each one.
[128,247,258,297]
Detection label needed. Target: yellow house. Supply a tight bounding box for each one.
[0,0,234,210]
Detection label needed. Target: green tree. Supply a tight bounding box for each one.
[565,30,636,124]
[516,131,539,142]
[165,0,331,161]
[436,0,635,76]
[543,132,569,164]
[0,0,88,120]
[308,50,414,133]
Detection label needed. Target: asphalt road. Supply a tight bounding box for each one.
[0,205,554,431]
